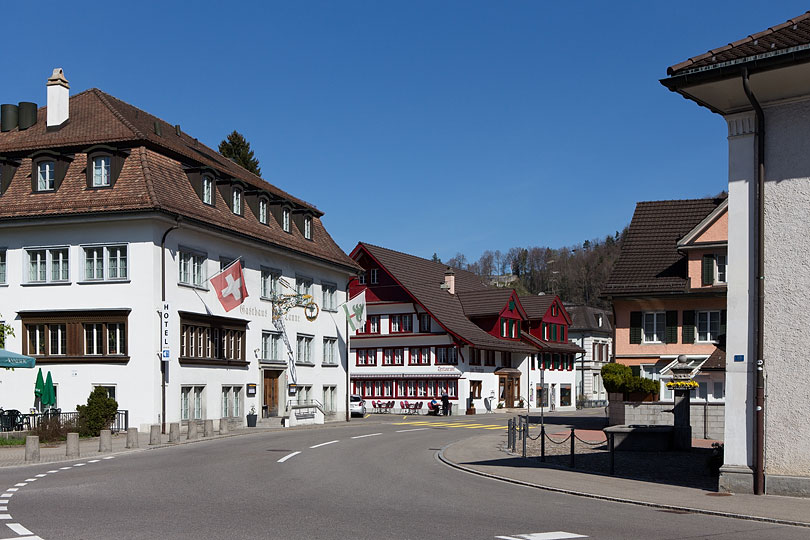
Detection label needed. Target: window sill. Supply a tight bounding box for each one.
[21,281,72,287]
[0,283,7,287]
[178,282,209,292]
[179,357,249,368]
[33,355,130,364]
[78,279,131,285]
[295,361,316,367]
[321,363,340,367]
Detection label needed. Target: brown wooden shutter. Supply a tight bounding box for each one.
[720,309,727,337]
[665,310,678,343]
[702,255,714,286]
[629,311,642,344]
[682,310,696,344]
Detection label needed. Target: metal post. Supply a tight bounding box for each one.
[508,418,513,449]
[609,432,615,475]
[522,417,527,458]
[570,427,575,468]
[540,424,546,462]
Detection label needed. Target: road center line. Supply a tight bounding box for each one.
[7,523,33,535]
[309,440,339,449]
[59,467,72,470]
[87,460,100,463]
[351,433,381,439]
[13,484,26,488]
[34,475,46,478]
[4,490,16,493]
[396,428,429,433]
[277,451,301,463]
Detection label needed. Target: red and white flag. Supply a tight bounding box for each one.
[211,260,248,312]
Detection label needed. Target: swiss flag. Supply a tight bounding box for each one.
[211,261,249,312]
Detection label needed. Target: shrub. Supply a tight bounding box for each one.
[601,363,659,396]
[76,387,119,437]
[32,416,78,444]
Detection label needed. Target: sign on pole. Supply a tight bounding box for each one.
[161,303,172,362]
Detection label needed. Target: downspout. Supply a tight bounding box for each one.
[160,217,182,434]
[345,278,352,423]
[741,67,766,495]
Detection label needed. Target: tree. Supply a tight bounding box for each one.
[218,131,262,176]
[0,315,12,348]
[431,253,441,263]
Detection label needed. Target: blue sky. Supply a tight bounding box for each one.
[4,1,807,262]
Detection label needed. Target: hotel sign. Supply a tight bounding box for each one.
[161,303,172,362]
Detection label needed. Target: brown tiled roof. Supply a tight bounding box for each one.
[358,243,536,353]
[702,346,726,371]
[0,89,358,272]
[667,11,810,76]
[603,198,724,297]
[521,332,585,354]
[565,304,613,333]
[518,295,556,320]
[457,288,517,317]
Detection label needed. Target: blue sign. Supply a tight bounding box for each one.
[163,350,170,358]
[734,354,744,362]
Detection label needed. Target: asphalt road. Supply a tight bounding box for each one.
[0,415,807,540]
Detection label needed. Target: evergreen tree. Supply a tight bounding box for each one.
[431,253,441,263]
[218,131,262,176]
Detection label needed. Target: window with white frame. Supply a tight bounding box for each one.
[0,249,5,284]
[297,385,312,405]
[93,385,116,400]
[221,386,242,417]
[409,346,430,365]
[356,348,376,366]
[642,312,665,343]
[383,347,404,366]
[48,324,66,355]
[262,331,281,362]
[82,244,128,281]
[435,346,458,365]
[282,208,291,233]
[28,324,46,355]
[178,250,206,287]
[259,198,268,224]
[37,161,55,191]
[261,268,280,299]
[92,156,111,187]
[370,268,379,284]
[26,247,69,283]
[296,334,313,364]
[322,337,337,366]
[232,188,242,215]
[358,272,366,285]
[697,311,721,343]
[390,314,412,333]
[181,386,205,421]
[716,255,727,284]
[202,175,213,205]
[296,276,313,298]
[322,385,337,412]
[322,282,337,311]
[304,216,312,239]
[84,323,104,355]
[419,313,431,333]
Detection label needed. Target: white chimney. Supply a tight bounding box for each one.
[46,68,70,128]
[444,267,455,295]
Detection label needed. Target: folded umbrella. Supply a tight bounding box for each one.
[34,368,45,399]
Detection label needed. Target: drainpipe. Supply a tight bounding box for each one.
[345,279,352,423]
[160,217,182,434]
[741,67,766,495]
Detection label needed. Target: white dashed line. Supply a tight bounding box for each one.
[396,428,429,433]
[1,494,12,499]
[309,440,339,449]
[0,514,10,520]
[34,475,46,478]
[23,479,36,483]
[14,484,27,488]
[102,456,115,460]
[277,451,301,463]
[59,467,72,470]
[46,470,58,474]
[88,460,100,463]
[73,463,85,467]
[4,490,15,493]
[351,433,381,439]
[6,523,33,535]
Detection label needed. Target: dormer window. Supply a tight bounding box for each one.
[232,188,242,215]
[551,304,558,317]
[92,156,111,187]
[304,216,312,240]
[259,198,268,224]
[282,208,291,233]
[202,175,213,205]
[37,161,55,191]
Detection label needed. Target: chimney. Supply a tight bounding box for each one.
[46,68,69,128]
[444,267,455,295]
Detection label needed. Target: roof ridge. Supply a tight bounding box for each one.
[636,196,724,205]
[91,88,145,139]
[360,241,484,281]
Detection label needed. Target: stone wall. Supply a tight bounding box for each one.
[608,395,724,441]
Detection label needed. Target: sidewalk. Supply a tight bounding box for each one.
[439,433,810,528]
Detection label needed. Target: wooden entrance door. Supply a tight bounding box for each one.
[264,371,279,416]
[501,376,518,408]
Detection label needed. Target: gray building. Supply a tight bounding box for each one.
[565,304,612,406]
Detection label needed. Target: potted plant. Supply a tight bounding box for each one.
[246,405,257,428]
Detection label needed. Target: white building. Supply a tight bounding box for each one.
[662,11,810,495]
[0,71,358,432]
[565,304,612,406]
[348,243,582,414]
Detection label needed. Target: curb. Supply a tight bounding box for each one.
[436,439,810,529]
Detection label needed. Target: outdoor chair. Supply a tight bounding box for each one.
[0,410,24,431]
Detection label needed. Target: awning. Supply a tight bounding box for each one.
[0,349,36,369]
[351,372,462,380]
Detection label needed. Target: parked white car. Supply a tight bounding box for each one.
[350,394,366,417]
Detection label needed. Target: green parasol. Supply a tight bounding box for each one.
[34,368,45,400]
[42,371,56,408]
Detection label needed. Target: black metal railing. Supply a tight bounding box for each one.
[23,409,129,433]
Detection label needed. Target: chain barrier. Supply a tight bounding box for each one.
[573,432,607,446]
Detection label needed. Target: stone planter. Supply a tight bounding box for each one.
[246,414,257,427]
